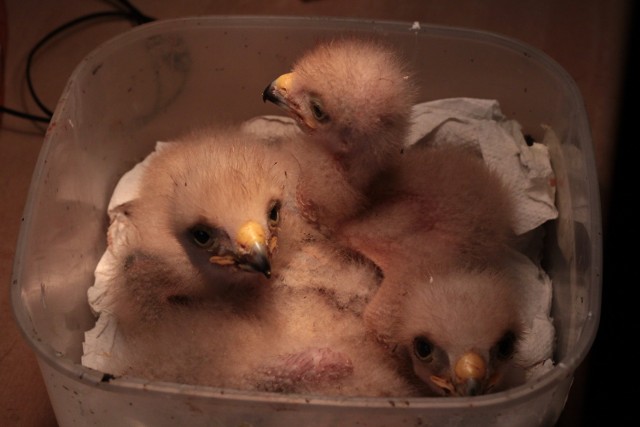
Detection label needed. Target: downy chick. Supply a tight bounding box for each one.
[96,127,415,396]
[339,144,522,396]
[263,37,417,231]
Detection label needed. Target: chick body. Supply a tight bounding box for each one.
[263,37,417,232]
[94,127,415,396]
[339,144,522,396]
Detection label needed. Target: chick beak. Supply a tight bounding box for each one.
[453,351,488,396]
[235,220,272,278]
[263,72,318,132]
[262,72,294,107]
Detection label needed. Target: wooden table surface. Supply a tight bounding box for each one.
[0,1,633,425]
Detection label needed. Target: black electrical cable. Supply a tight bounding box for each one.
[1,0,155,125]
[116,0,155,24]
[25,10,152,118]
[0,105,51,123]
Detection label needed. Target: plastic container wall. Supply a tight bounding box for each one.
[11,16,601,427]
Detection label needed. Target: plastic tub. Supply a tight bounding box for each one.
[11,16,601,426]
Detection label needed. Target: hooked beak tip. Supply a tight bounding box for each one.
[262,83,272,103]
[238,244,271,279]
[464,378,481,396]
[240,241,272,279]
[263,73,294,106]
[262,81,282,105]
[236,221,272,278]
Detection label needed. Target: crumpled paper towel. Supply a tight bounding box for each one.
[408,98,558,235]
[83,98,558,383]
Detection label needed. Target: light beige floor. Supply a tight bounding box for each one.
[0,1,631,425]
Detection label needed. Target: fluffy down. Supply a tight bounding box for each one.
[263,37,417,231]
[96,127,415,397]
[338,143,522,396]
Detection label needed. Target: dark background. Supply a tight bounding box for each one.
[579,1,638,425]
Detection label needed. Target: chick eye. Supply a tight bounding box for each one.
[495,330,517,360]
[310,99,329,123]
[413,336,434,361]
[268,200,281,228]
[190,225,214,248]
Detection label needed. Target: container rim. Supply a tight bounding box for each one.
[10,14,602,411]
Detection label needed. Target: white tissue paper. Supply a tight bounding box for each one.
[83,98,559,384]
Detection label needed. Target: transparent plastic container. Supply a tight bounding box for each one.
[11,16,601,427]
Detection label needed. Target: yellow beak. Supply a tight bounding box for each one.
[454,351,487,396]
[262,72,294,105]
[208,220,272,278]
[235,220,272,278]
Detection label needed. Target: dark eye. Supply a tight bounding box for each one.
[496,331,517,360]
[268,200,281,228]
[413,336,434,361]
[190,225,214,248]
[310,99,329,123]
